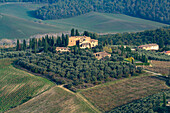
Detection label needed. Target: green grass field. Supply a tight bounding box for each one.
[0,59,55,112]
[0,2,168,39]
[80,74,169,112]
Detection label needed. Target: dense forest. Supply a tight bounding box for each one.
[99,27,170,47]
[0,0,169,24]
[34,0,169,24]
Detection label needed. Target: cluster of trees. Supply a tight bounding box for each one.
[29,0,170,24]
[109,46,148,63]
[16,39,27,51]
[70,28,99,40]
[33,0,93,20]
[70,28,80,36]
[109,91,170,113]
[0,51,30,59]
[15,50,141,88]
[111,45,170,62]
[137,49,170,61]
[100,27,170,48]
[16,34,69,53]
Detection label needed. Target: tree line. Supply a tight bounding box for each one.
[16,34,69,53]
[29,0,170,24]
[100,27,170,49]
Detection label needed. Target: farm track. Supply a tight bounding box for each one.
[144,69,162,76]
[58,85,101,113]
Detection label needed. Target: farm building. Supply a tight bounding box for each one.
[164,51,170,55]
[94,51,111,60]
[68,36,98,48]
[56,47,70,52]
[138,44,159,50]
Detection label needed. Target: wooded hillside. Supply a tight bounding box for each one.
[0,0,169,24]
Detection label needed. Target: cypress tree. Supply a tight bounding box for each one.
[44,37,48,53]
[75,29,80,36]
[16,39,20,51]
[83,31,89,36]
[42,37,45,46]
[65,35,69,47]
[23,39,26,51]
[52,44,56,53]
[38,38,42,47]
[51,36,54,46]
[61,33,65,46]
[31,38,35,49]
[163,92,166,107]
[71,28,75,36]
[56,36,61,47]
[34,39,37,54]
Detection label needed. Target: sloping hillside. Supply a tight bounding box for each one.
[7,86,95,113]
[0,59,96,113]
[0,14,64,39]
[80,74,169,112]
[0,59,54,112]
[0,3,168,39]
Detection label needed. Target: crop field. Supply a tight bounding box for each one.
[81,75,169,112]
[0,59,54,112]
[0,14,65,39]
[0,2,168,39]
[144,60,170,75]
[7,86,95,113]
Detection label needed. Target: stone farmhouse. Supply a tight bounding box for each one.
[138,44,159,50]
[94,51,111,60]
[56,47,70,52]
[68,36,98,49]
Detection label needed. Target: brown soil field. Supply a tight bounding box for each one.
[145,60,170,75]
[81,75,169,112]
[7,86,95,113]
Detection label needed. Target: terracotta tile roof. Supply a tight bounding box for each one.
[91,39,98,42]
[165,51,170,54]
